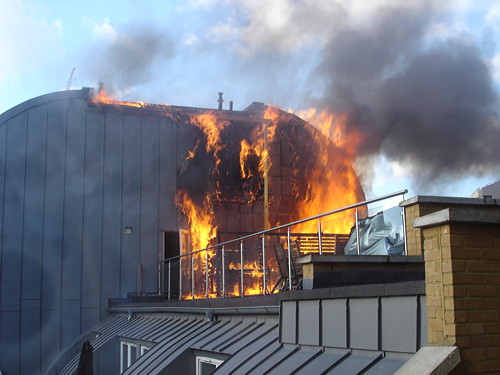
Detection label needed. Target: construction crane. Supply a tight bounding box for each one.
[65,67,76,90]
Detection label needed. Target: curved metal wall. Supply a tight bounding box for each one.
[0,89,179,374]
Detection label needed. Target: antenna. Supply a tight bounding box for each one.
[65,67,76,90]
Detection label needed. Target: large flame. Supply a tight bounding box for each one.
[90,89,365,298]
[92,89,146,108]
[290,108,364,234]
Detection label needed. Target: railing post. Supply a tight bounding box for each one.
[191,254,195,299]
[205,250,209,298]
[157,261,162,296]
[179,257,182,301]
[222,245,226,297]
[168,260,171,301]
[355,207,361,256]
[287,227,292,291]
[262,235,267,295]
[318,219,323,255]
[402,195,408,256]
[240,241,244,297]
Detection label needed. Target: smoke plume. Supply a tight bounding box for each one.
[85,23,174,95]
[314,4,500,188]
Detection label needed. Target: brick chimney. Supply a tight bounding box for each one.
[401,196,500,374]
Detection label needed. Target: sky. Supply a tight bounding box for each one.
[1,0,499,200]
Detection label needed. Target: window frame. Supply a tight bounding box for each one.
[196,356,223,375]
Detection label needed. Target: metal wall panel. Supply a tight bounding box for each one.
[41,309,61,372]
[0,312,21,374]
[349,298,379,350]
[81,109,105,325]
[21,299,42,374]
[120,114,142,296]
[298,300,320,345]
[101,111,124,302]
[1,114,27,313]
[61,299,81,346]
[22,105,47,301]
[140,117,160,292]
[280,301,297,344]
[61,98,85,302]
[381,296,418,353]
[322,298,347,348]
[419,296,428,347]
[42,100,66,311]
[158,119,178,230]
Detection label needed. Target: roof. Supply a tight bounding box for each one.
[58,312,412,375]
[53,281,425,375]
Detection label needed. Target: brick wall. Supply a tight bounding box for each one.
[409,200,500,374]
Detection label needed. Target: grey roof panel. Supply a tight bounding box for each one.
[267,347,322,375]
[323,352,382,375]
[293,348,349,375]
[247,346,299,374]
[213,329,280,374]
[191,320,243,350]
[361,355,410,375]
[218,322,278,354]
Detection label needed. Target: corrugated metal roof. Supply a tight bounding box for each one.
[58,311,412,375]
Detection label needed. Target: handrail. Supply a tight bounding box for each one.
[157,189,408,298]
[158,189,408,262]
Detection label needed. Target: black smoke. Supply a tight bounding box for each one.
[316,4,500,188]
[85,24,174,94]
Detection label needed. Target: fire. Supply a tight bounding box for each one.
[91,88,366,298]
[290,108,364,234]
[175,191,216,252]
[190,112,228,166]
[91,89,146,108]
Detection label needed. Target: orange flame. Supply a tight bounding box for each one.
[190,113,228,164]
[175,191,217,252]
[290,108,364,234]
[91,89,146,108]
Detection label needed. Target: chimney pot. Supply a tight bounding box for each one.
[217,92,224,110]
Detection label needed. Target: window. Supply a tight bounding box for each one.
[120,339,154,373]
[120,342,137,373]
[196,356,223,375]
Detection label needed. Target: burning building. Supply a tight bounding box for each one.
[0,88,364,373]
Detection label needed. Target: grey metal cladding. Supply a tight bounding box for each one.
[293,348,350,375]
[381,296,418,353]
[298,300,320,346]
[0,89,185,373]
[218,322,277,354]
[323,352,381,374]
[419,296,428,347]
[349,298,379,350]
[321,299,348,348]
[267,346,322,375]
[246,346,298,374]
[210,321,259,353]
[194,320,245,351]
[280,300,297,344]
[362,355,411,375]
[213,327,280,374]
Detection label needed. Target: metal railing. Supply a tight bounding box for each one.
[158,189,408,300]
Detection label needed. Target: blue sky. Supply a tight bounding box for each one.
[1,0,499,199]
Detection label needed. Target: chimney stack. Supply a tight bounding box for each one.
[229,101,233,111]
[217,92,224,110]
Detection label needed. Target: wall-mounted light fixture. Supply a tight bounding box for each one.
[124,227,133,234]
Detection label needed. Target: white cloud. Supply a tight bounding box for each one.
[92,17,118,41]
[0,1,63,85]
